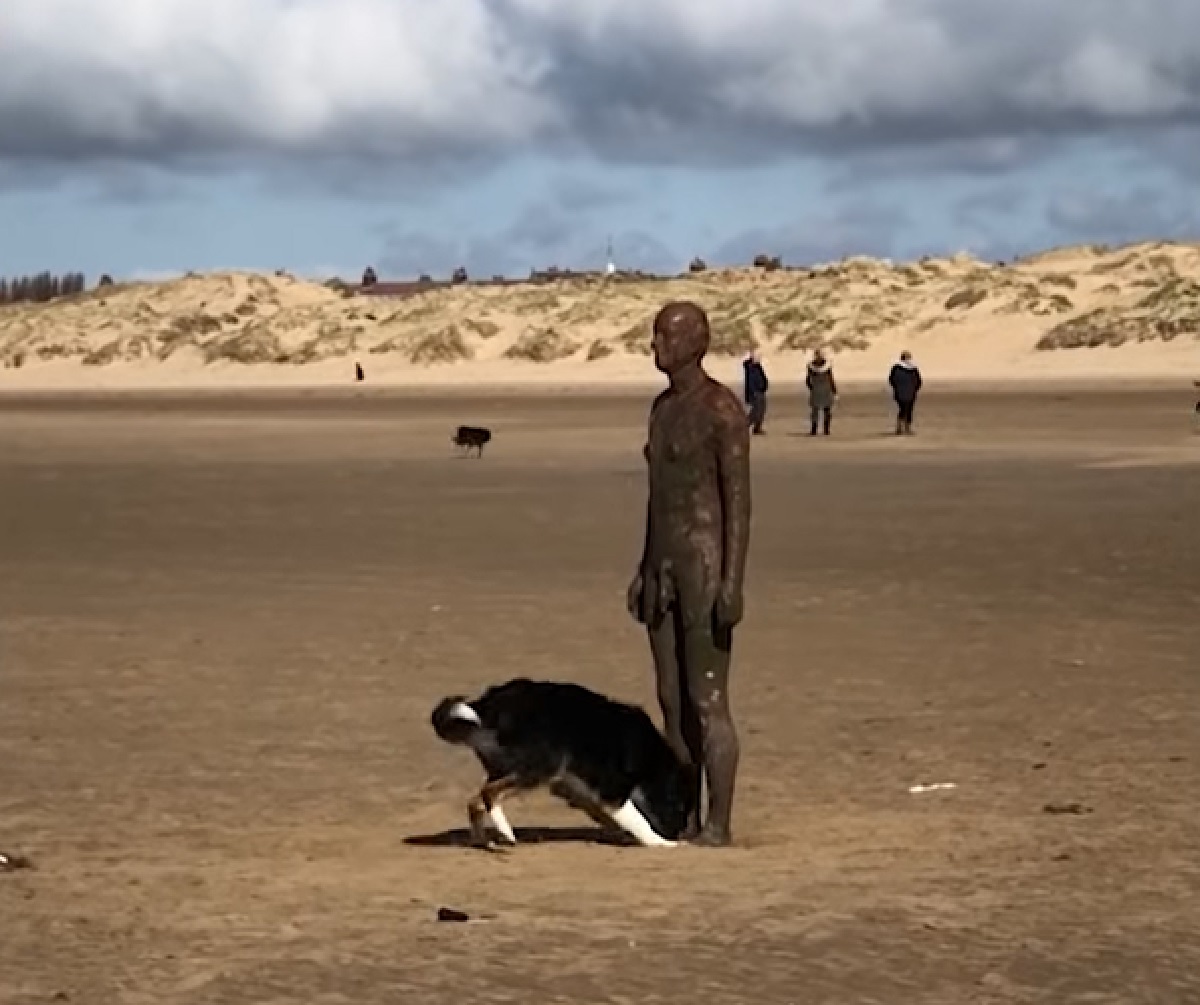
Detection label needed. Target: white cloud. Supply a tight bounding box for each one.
[4,0,1200,169]
[0,0,553,160]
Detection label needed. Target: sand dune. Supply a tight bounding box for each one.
[3,241,1200,389]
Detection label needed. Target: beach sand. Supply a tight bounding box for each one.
[2,388,1198,1003]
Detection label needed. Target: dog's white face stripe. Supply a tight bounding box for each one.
[489,805,517,844]
[609,800,677,848]
[448,702,481,726]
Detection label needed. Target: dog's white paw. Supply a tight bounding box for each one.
[489,805,517,845]
[610,800,677,848]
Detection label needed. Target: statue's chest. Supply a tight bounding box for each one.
[646,404,712,469]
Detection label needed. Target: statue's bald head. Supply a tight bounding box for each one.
[652,301,710,373]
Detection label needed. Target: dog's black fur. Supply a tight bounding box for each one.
[432,678,695,845]
[452,425,492,457]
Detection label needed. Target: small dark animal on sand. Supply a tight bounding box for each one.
[452,425,492,457]
[432,678,695,850]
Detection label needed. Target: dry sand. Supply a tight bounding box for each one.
[1,389,1198,1003]
[3,241,1200,392]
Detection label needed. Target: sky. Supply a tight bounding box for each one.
[4,0,1200,281]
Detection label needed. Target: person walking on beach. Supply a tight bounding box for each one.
[742,350,769,436]
[888,350,923,435]
[806,350,837,436]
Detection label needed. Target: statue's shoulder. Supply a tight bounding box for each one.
[704,378,747,423]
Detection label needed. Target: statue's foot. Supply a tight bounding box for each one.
[689,826,732,848]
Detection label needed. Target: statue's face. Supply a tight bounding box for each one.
[652,307,706,374]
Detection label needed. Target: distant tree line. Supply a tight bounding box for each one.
[0,272,87,305]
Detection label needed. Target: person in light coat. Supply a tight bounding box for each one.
[805,350,837,436]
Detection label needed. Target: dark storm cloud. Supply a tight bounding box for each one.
[6,1,1200,174]
[503,202,576,250]
[549,176,628,213]
[953,187,1029,226]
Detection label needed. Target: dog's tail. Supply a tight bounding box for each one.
[432,696,484,745]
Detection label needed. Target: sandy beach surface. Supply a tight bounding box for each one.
[2,387,1198,1004]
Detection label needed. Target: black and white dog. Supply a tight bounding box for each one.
[432,678,695,849]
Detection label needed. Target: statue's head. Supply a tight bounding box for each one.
[652,301,710,375]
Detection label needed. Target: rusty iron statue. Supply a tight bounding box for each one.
[627,301,751,846]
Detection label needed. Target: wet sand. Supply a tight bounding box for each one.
[1,388,1198,1004]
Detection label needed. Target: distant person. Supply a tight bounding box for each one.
[888,351,923,435]
[742,350,769,435]
[806,350,837,436]
[355,361,365,382]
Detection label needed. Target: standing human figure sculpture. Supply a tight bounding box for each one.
[627,301,751,846]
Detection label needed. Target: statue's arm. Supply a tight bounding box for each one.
[714,393,751,624]
[636,394,666,568]
[628,396,665,622]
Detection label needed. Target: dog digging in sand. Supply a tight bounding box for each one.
[432,679,696,850]
[452,425,492,457]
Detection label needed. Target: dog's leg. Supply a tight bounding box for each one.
[468,796,490,847]
[468,776,521,850]
[608,800,677,848]
[550,777,612,829]
[488,804,516,845]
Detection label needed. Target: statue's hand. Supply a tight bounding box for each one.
[713,580,744,629]
[627,570,646,623]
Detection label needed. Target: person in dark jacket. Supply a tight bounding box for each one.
[888,351,923,435]
[806,350,837,436]
[742,351,769,435]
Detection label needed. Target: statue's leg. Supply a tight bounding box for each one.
[649,608,703,836]
[681,621,739,846]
